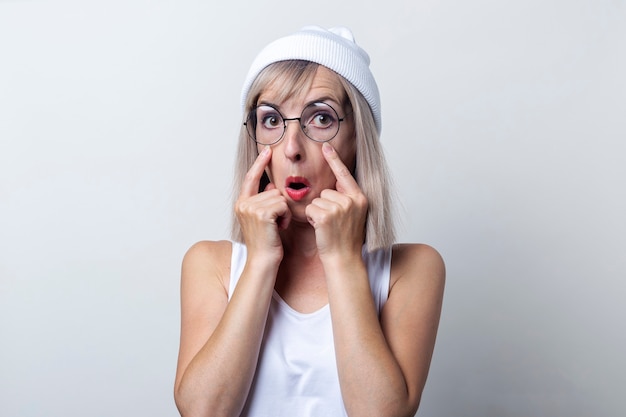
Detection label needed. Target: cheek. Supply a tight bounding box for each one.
[264,151,285,184]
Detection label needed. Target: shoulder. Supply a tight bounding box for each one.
[183,239,232,261]
[389,243,445,294]
[181,240,233,295]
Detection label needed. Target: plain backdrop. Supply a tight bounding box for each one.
[1,1,624,416]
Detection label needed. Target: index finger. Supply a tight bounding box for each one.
[240,146,272,197]
[322,142,360,195]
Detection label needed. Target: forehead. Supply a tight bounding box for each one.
[258,66,347,106]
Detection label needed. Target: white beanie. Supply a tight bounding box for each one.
[240,26,381,133]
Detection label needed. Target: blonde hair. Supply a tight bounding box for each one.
[231,60,396,250]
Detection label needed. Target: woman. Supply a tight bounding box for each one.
[174,26,445,417]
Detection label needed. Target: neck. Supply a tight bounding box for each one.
[280,220,319,259]
[275,220,328,311]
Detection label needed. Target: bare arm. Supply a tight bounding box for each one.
[323,244,444,417]
[173,240,278,417]
[308,143,445,416]
[174,146,289,417]
[382,244,445,411]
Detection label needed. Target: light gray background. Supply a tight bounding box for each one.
[1,1,624,416]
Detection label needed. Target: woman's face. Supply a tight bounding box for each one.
[256,66,356,222]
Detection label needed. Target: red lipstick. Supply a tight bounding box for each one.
[285,176,311,201]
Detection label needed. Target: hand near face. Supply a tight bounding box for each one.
[305,142,368,259]
[235,146,291,262]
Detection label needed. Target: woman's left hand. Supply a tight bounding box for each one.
[305,142,368,260]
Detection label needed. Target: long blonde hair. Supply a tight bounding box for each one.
[231,60,396,250]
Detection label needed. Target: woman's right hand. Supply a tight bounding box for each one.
[235,146,291,264]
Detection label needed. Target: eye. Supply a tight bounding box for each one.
[310,112,336,128]
[305,103,338,129]
[256,106,283,130]
[261,114,282,129]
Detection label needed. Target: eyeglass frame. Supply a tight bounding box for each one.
[243,101,351,145]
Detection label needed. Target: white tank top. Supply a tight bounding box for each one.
[228,241,392,417]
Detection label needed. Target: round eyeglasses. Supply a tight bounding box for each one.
[244,102,349,145]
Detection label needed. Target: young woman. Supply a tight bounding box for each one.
[174,26,445,417]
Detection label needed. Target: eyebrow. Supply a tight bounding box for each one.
[256,96,343,112]
[306,95,342,107]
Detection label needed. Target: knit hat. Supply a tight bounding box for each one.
[240,25,381,133]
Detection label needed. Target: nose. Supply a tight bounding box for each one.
[281,118,305,162]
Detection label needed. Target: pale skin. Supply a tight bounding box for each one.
[174,67,445,417]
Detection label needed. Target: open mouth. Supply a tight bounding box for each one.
[285,176,311,201]
[288,182,307,190]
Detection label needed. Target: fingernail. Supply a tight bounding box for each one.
[261,145,270,156]
[322,142,333,154]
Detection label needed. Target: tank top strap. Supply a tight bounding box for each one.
[228,241,392,308]
[228,240,247,301]
[362,245,392,315]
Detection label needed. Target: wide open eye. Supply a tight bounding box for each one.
[256,106,283,130]
[311,112,336,128]
[304,103,338,130]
